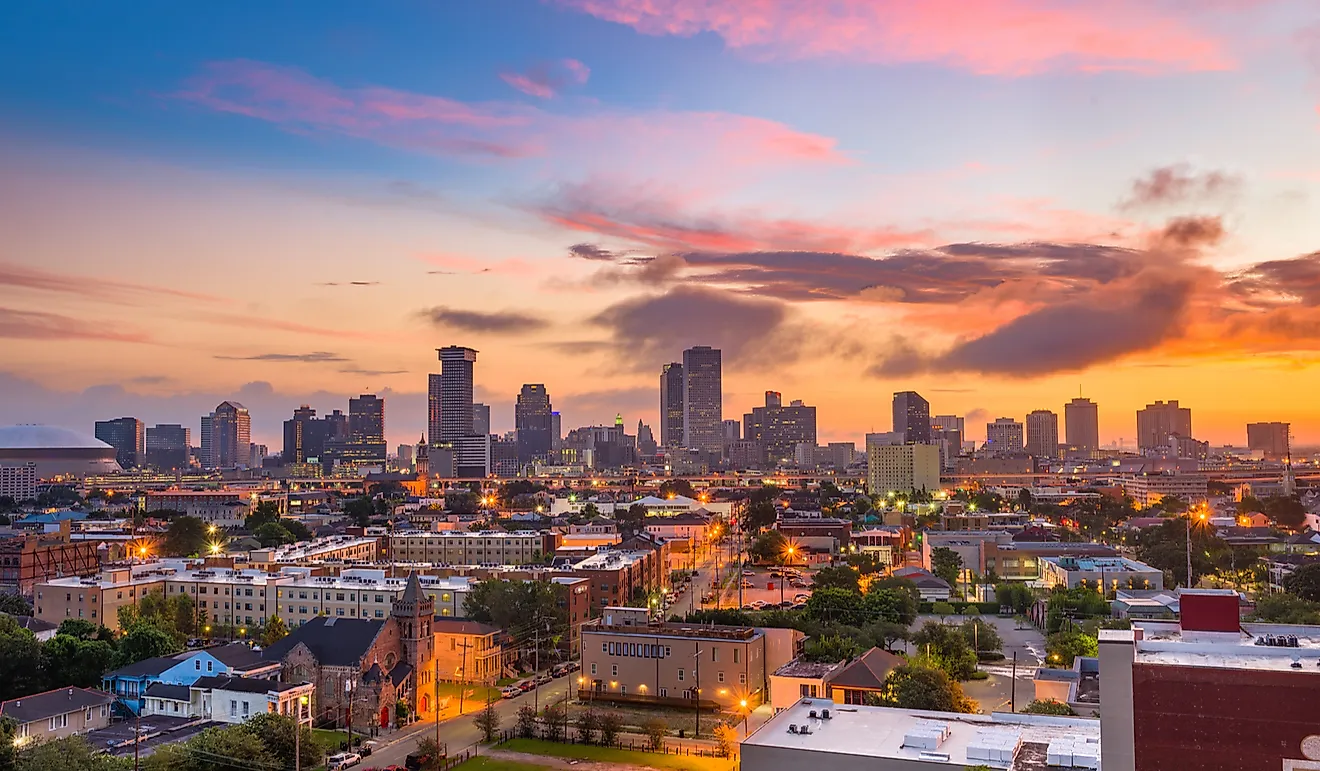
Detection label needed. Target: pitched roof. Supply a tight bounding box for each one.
[828,648,903,691]
[389,662,414,687]
[193,675,304,694]
[144,683,192,702]
[0,688,114,724]
[260,617,385,668]
[431,619,501,636]
[2,614,57,634]
[105,654,184,679]
[400,572,426,604]
[207,642,266,670]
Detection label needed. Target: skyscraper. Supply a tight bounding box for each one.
[145,424,190,470]
[427,373,443,445]
[515,384,553,463]
[282,405,323,464]
[744,394,817,465]
[472,403,491,437]
[723,419,742,442]
[985,417,1024,454]
[682,346,722,453]
[932,415,965,434]
[1064,398,1100,457]
[94,417,144,469]
[346,393,387,466]
[1136,400,1192,454]
[659,362,685,447]
[1025,410,1060,459]
[207,401,251,469]
[892,391,932,444]
[1246,422,1290,461]
[637,421,657,456]
[550,411,562,451]
[436,347,478,442]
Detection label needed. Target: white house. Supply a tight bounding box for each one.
[193,676,314,725]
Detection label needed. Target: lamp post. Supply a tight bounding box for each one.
[294,694,309,771]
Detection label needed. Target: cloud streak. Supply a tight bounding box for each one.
[500,58,591,98]
[0,307,152,344]
[214,351,349,363]
[420,306,550,334]
[0,262,226,305]
[1118,164,1242,210]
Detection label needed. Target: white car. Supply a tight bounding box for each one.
[328,752,361,770]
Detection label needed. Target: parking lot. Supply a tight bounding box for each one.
[727,565,816,610]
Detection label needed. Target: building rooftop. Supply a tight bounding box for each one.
[0,425,113,450]
[1043,555,1159,573]
[572,549,652,570]
[773,659,845,679]
[255,535,379,562]
[1114,617,1320,672]
[0,687,115,725]
[586,620,760,641]
[743,699,1101,769]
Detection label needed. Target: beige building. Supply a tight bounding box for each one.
[431,620,506,684]
[248,535,381,566]
[867,444,940,496]
[2,687,115,748]
[580,608,799,710]
[387,531,557,565]
[144,489,254,526]
[1116,473,1208,507]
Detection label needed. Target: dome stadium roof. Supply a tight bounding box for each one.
[0,425,114,450]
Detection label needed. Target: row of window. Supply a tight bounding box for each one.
[604,642,672,659]
[585,665,746,686]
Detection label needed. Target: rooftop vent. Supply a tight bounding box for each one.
[788,724,798,734]
[821,709,832,719]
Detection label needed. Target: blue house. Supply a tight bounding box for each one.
[102,643,276,715]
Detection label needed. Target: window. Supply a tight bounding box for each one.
[242,701,250,716]
[230,700,237,717]
[590,663,597,675]
[336,608,345,616]
[733,649,740,664]
[611,664,618,677]
[659,688,668,697]
[677,668,684,681]
[602,643,608,653]
[207,661,214,673]
[800,684,811,697]
[48,714,68,731]
[195,661,201,671]
[717,672,725,683]
[711,647,718,662]
[739,673,746,685]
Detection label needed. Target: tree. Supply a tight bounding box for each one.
[463,580,568,659]
[748,529,788,563]
[617,503,647,539]
[474,702,500,742]
[579,502,601,520]
[1023,699,1076,716]
[253,521,296,548]
[283,518,313,541]
[598,711,622,747]
[658,479,695,499]
[542,703,567,742]
[516,704,537,738]
[343,497,375,527]
[713,722,739,758]
[576,709,600,744]
[960,618,1003,656]
[1267,495,1308,530]
[805,587,865,626]
[15,735,129,771]
[644,718,667,751]
[863,586,918,626]
[0,616,45,701]
[995,583,1035,614]
[931,602,956,621]
[160,516,208,557]
[801,634,862,662]
[42,633,116,689]
[912,622,978,680]
[1285,564,1320,602]
[260,616,289,647]
[930,547,963,587]
[1135,519,1225,588]
[865,621,910,652]
[180,724,276,771]
[745,499,778,532]
[114,624,177,668]
[875,661,977,713]
[0,593,33,617]
[1252,592,1320,624]
[56,619,111,641]
[242,712,319,770]
[811,566,861,593]
[245,501,282,531]
[0,718,15,771]
[1047,631,1098,667]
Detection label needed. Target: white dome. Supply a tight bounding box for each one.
[0,425,114,450]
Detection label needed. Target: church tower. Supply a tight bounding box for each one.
[392,572,435,705]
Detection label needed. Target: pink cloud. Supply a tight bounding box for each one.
[549,0,1235,75]
[171,60,844,172]
[500,58,592,98]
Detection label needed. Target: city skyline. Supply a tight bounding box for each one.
[3,2,1320,447]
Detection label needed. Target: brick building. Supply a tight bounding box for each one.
[0,524,100,595]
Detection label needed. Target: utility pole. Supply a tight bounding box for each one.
[134,709,140,771]
[1010,651,1018,712]
[345,679,354,751]
[458,641,471,716]
[434,655,441,756]
[693,646,703,739]
[533,624,541,715]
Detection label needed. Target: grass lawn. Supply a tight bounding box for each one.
[500,738,733,771]
[310,728,348,752]
[433,681,503,706]
[452,758,552,771]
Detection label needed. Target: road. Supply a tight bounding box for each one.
[366,679,574,769]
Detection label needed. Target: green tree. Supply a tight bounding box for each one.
[579,503,601,520]
[931,601,956,621]
[1023,699,1076,716]
[253,521,296,548]
[811,566,861,593]
[343,497,376,527]
[658,479,696,499]
[575,709,599,744]
[114,624,177,668]
[283,518,313,541]
[516,705,537,738]
[0,717,15,770]
[863,585,918,626]
[260,616,289,647]
[1285,564,1320,602]
[644,717,667,751]
[16,735,129,771]
[1046,631,1098,667]
[0,615,45,700]
[865,620,910,652]
[242,712,320,770]
[801,634,862,662]
[474,702,501,742]
[542,703,567,742]
[911,622,978,680]
[875,660,977,713]
[745,499,778,532]
[0,593,33,617]
[1251,592,1320,624]
[805,587,865,626]
[598,711,622,747]
[245,501,283,531]
[712,722,738,758]
[1267,495,1308,530]
[960,618,1003,656]
[42,634,116,688]
[161,516,208,557]
[748,529,788,562]
[55,619,112,641]
[617,503,647,539]
[930,547,963,587]
[995,583,1035,614]
[182,724,276,771]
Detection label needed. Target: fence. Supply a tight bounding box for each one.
[495,726,730,758]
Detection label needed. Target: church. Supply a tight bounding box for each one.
[261,573,439,730]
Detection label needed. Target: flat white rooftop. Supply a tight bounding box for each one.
[743,698,1100,769]
[1126,620,1320,672]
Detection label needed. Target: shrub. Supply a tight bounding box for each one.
[644,718,668,751]
[1023,699,1076,716]
[515,705,537,739]
[713,722,739,758]
[575,709,599,744]
[598,712,622,747]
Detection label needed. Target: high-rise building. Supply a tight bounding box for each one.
[659,362,685,447]
[472,403,491,437]
[722,419,741,442]
[744,393,817,465]
[490,435,519,477]
[1025,410,1060,459]
[206,401,251,469]
[515,384,553,463]
[1064,398,1100,457]
[146,424,190,470]
[933,428,963,471]
[427,373,443,446]
[396,443,415,469]
[826,442,856,470]
[1246,422,1290,461]
[94,417,144,469]
[436,347,478,442]
[892,391,931,444]
[932,415,965,434]
[249,444,267,468]
[636,421,657,457]
[1136,400,1192,454]
[343,394,387,467]
[985,417,1024,454]
[550,411,562,451]
[682,346,722,454]
[282,405,323,465]
[867,444,940,495]
[199,413,213,469]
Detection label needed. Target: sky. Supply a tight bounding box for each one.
[3,0,1320,451]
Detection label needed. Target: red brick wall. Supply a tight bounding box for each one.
[1133,663,1320,770]
[1179,593,1240,633]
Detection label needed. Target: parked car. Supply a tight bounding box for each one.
[516,679,536,692]
[550,663,570,677]
[794,593,810,602]
[565,661,581,672]
[741,603,756,610]
[501,685,521,699]
[790,602,807,610]
[536,672,553,685]
[359,741,377,757]
[328,752,362,770]
[740,580,754,588]
[405,752,433,771]
[742,570,755,576]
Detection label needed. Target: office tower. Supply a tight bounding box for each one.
[1064,398,1100,456]
[208,401,251,469]
[145,424,190,470]
[199,413,214,469]
[660,362,685,447]
[490,435,519,477]
[436,347,477,441]
[933,428,963,471]
[932,415,965,434]
[339,393,386,467]
[745,393,817,465]
[249,444,267,468]
[985,417,1024,454]
[282,405,327,465]
[682,346,722,453]
[723,419,741,442]
[637,421,657,456]
[827,442,856,469]
[1246,422,1290,461]
[892,391,932,444]
[867,444,940,495]
[396,443,415,469]
[865,431,904,449]
[472,403,491,437]
[1136,400,1192,453]
[427,373,443,446]
[94,417,144,469]
[1025,410,1060,459]
[550,411,562,451]
[515,384,553,463]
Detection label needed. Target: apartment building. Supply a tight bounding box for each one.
[581,608,771,710]
[1115,473,1208,507]
[1040,556,1163,591]
[431,620,506,685]
[272,569,473,625]
[247,535,381,567]
[0,524,101,595]
[387,530,558,565]
[144,489,254,526]
[571,549,663,611]
[2,688,115,749]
